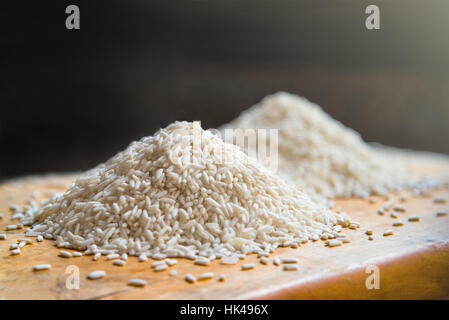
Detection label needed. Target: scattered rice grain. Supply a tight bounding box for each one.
[32,264,51,272]
[169,269,178,276]
[198,272,214,281]
[326,239,342,247]
[393,206,406,212]
[128,278,147,287]
[283,265,298,271]
[194,257,211,266]
[106,253,120,260]
[59,250,72,258]
[17,241,27,249]
[241,263,255,271]
[87,270,106,280]
[138,254,148,262]
[220,256,238,265]
[281,257,298,264]
[185,273,196,283]
[154,264,168,272]
[436,211,448,217]
[152,253,167,260]
[166,259,177,266]
[433,197,446,204]
[151,261,166,268]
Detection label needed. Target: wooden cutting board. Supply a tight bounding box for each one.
[0,153,448,300]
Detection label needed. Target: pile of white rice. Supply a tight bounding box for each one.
[29,121,350,258]
[221,92,417,204]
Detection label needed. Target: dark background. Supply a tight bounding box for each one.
[1,0,448,180]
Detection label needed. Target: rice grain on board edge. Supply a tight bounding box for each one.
[220,92,436,205]
[26,121,351,258]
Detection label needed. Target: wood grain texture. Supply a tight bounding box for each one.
[0,155,448,300]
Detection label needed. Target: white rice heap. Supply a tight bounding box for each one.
[29,121,350,258]
[221,92,416,204]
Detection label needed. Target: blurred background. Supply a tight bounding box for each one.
[1,0,448,180]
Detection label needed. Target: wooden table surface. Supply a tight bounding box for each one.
[0,153,448,300]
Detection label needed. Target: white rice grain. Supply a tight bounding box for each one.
[198,272,214,281]
[220,256,238,265]
[128,278,147,287]
[106,253,120,260]
[260,257,269,265]
[138,254,148,262]
[326,239,342,247]
[241,263,255,271]
[154,264,168,272]
[169,269,178,276]
[433,197,446,204]
[87,270,106,280]
[32,264,51,272]
[59,250,72,258]
[151,261,166,268]
[283,265,298,271]
[194,257,211,266]
[165,259,177,266]
[185,273,196,283]
[281,258,298,264]
[112,259,126,266]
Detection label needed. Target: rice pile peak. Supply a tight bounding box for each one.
[221,92,416,204]
[30,121,349,258]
